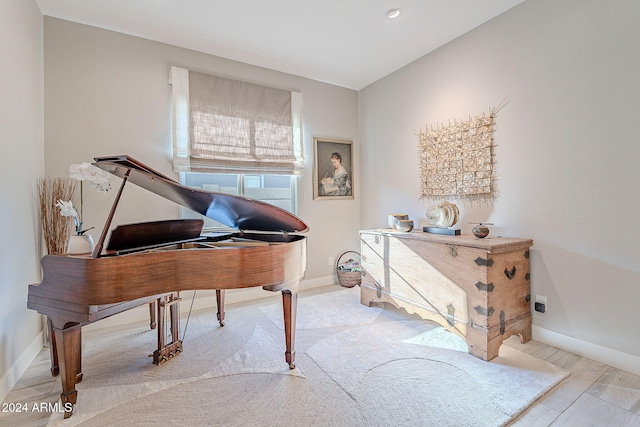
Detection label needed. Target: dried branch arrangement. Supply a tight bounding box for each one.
[37,177,78,255]
[416,102,507,205]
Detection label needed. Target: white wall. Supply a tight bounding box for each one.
[0,0,45,401]
[359,0,640,373]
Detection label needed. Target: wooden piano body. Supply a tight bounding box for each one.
[27,156,308,418]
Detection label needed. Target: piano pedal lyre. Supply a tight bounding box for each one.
[152,292,183,365]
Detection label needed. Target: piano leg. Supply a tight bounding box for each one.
[52,322,82,419]
[281,290,297,369]
[216,289,225,327]
[149,301,157,329]
[47,317,59,376]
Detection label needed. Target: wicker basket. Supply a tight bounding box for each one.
[336,250,361,288]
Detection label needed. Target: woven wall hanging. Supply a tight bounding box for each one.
[416,101,507,205]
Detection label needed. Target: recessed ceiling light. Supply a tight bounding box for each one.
[386,8,401,19]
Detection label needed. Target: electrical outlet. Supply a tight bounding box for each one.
[328,257,334,266]
[534,302,546,313]
[535,295,547,313]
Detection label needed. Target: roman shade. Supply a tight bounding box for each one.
[170,66,304,175]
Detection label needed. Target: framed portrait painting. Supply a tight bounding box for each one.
[313,137,354,200]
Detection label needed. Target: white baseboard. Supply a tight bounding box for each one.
[533,325,640,377]
[0,331,44,404]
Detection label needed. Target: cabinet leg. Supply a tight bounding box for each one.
[465,327,491,361]
[516,318,532,344]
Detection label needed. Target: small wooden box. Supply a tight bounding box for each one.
[360,229,533,361]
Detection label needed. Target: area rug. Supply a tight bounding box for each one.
[47,287,569,427]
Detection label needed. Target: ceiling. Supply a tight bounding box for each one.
[35,0,526,90]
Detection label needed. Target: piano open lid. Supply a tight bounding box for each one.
[93,155,308,233]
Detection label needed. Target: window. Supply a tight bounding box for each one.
[170,66,303,229]
[169,66,303,175]
[180,172,298,230]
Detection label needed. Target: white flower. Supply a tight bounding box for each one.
[69,162,111,192]
[55,199,88,235]
[55,200,78,218]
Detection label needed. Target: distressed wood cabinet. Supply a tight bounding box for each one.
[360,229,533,361]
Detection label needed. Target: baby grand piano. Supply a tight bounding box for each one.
[27,155,308,418]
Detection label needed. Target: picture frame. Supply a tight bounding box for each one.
[313,137,354,200]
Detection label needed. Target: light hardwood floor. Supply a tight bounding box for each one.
[2,295,640,426]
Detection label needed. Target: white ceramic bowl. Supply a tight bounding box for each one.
[396,219,414,232]
[388,214,409,229]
